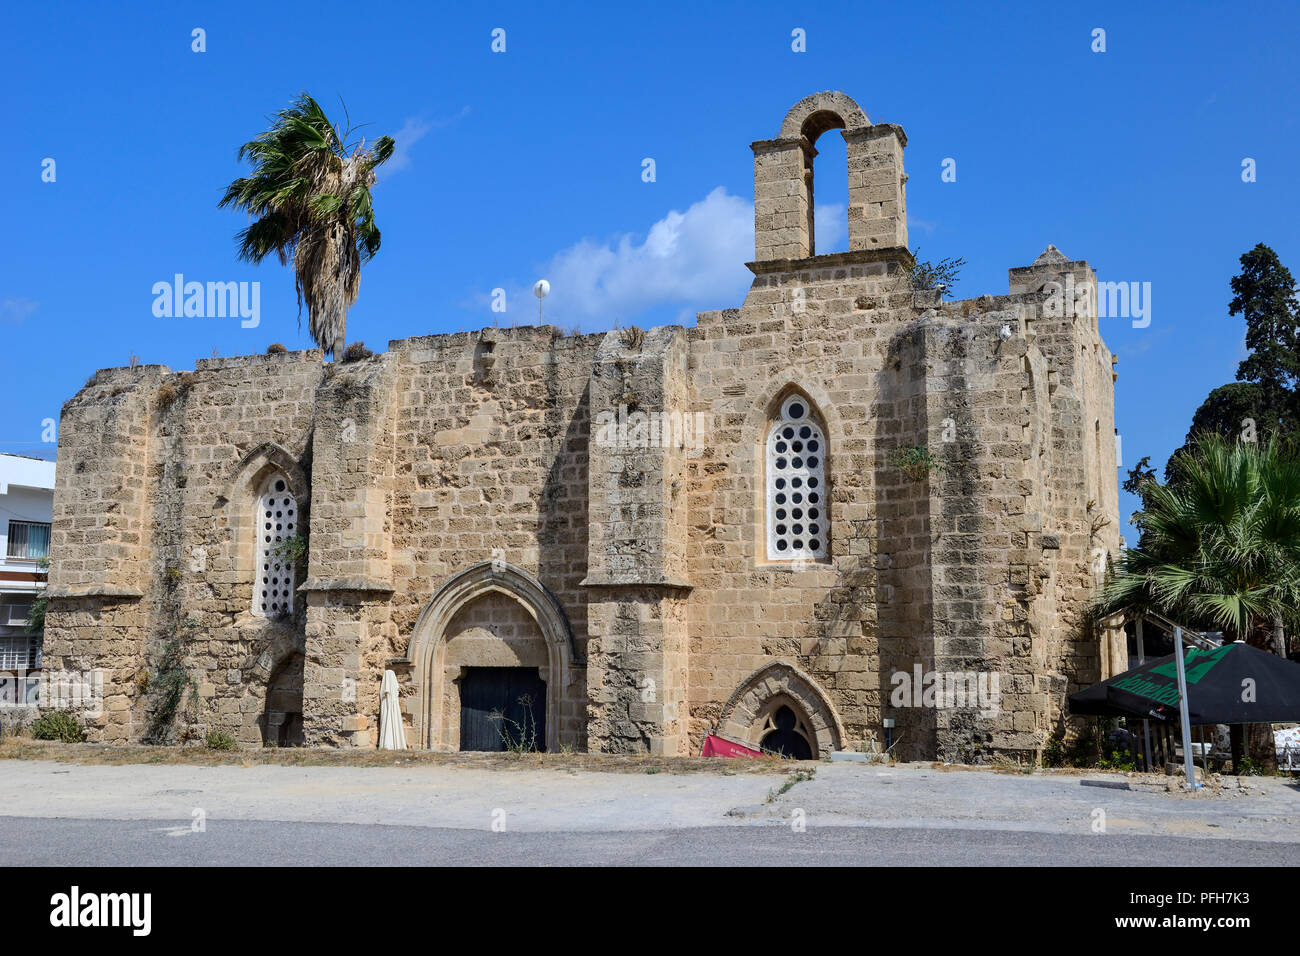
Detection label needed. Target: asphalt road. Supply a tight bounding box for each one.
[1,815,1293,866]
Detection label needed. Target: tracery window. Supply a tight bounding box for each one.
[765,395,827,561]
[759,704,814,760]
[253,476,298,618]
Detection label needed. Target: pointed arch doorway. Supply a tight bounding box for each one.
[408,562,579,752]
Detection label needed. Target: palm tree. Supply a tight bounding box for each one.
[219,93,394,358]
[1098,434,1300,768]
[1100,434,1300,652]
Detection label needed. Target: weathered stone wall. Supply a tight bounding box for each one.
[584,327,691,754]
[44,352,323,745]
[912,310,1044,761]
[44,366,158,741]
[383,328,598,751]
[298,352,398,746]
[684,254,914,756]
[1009,253,1124,700]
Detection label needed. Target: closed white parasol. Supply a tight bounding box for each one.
[379,669,407,750]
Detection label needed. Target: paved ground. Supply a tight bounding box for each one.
[758,765,1300,844]
[0,760,774,831]
[1,757,1296,864]
[2,816,1294,866]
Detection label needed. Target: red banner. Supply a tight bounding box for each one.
[701,733,764,758]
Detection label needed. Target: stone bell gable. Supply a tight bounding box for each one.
[40,91,1122,763]
[753,90,907,259]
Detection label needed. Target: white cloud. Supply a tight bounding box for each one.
[812,202,848,254]
[384,107,470,175]
[385,118,432,174]
[529,187,846,329]
[0,298,38,323]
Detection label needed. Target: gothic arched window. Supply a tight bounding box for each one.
[253,475,298,618]
[766,395,828,561]
[760,704,814,760]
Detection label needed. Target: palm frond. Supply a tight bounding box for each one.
[1095,432,1300,643]
[218,92,394,357]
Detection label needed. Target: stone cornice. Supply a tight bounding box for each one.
[749,135,812,153]
[298,576,395,594]
[842,123,908,147]
[747,246,914,276]
[46,587,142,600]
[579,576,694,592]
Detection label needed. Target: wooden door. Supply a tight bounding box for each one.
[459,667,547,752]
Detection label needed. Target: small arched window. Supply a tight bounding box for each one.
[253,475,298,618]
[760,704,814,760]
[766,395,828,561]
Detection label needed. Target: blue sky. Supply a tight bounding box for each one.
[3,1,1298,544]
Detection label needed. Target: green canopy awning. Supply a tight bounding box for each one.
[1068,642,1300,726]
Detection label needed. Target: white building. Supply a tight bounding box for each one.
[0,454,56,705]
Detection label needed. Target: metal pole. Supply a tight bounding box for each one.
[1137,619,1153,772]
[1174,627,1198,789]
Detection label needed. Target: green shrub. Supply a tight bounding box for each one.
[1097,745,1136,772]
[1235,755,1267,776]
[1043,725,1108,769]
[205,731,236,751]
[907,250,967,296]
[24,593,47,635]
[31,710,85,743]
[1042,732,1066,768]
[272,534,308,565]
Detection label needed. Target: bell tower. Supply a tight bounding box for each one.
[751,91,909,263]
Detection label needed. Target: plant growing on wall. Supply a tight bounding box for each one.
[143,620,202,744]
[888,445,945,481]
[907,249,967,298]
[272,533,308,566]
[341,341,374,363]
[618,325,646,350]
